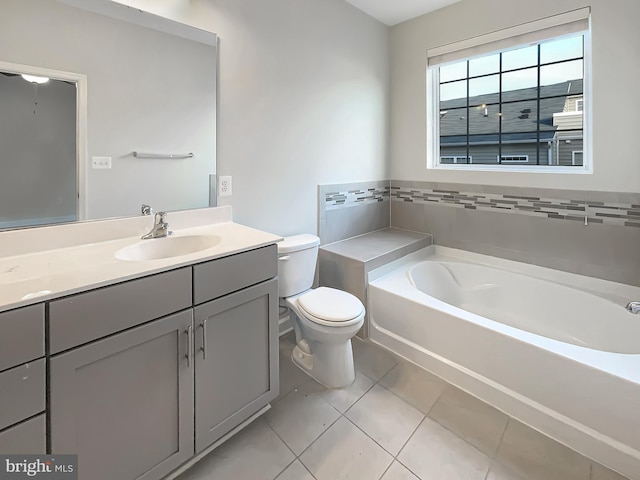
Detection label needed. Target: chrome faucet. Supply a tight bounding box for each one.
[625,301,640,314]
[141,212,172,239]
[141,204,153,216]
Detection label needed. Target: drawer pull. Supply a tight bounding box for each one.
[201,319,208,360]
[278,256,290,261]
[186,325,193,368]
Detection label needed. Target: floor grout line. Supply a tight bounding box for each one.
[333,375,429,478]
[377,460,395,480]
[354,346,504,480]
[271,457,299,480]
[393,415,428,477]
[261,420,299,479]
[270,337,631,480]
[177,336,630,480]
[278,362,404,479]
[339,374,377,416]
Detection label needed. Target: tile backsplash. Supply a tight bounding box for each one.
[324,185,390,211]
[318,181,390,245]
[390,180,640,286]
[317,179,640,285]
[391,184,640,228]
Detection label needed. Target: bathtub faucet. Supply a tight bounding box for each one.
[625,301,640,314]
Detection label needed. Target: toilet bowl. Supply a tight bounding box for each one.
[278,235,365,388]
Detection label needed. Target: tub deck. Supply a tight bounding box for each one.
[319,228,432,337]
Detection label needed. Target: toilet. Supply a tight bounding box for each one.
[278,234,365,389]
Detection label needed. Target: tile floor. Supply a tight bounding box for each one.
[178,334,629,480]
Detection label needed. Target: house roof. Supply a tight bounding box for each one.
[440,79,583,145]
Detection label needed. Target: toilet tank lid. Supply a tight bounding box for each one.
[278,234,320,254]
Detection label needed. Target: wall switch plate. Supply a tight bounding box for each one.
[92,156,112,169]
[219,176,232,197]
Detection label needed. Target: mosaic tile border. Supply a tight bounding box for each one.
[391,186,640,228]
[325,186,390,211]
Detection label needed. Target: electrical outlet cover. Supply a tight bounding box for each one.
[92,156,112,169]
[219,176,232,196]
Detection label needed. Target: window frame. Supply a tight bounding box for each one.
[426,12,592,175]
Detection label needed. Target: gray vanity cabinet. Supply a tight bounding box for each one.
[0,304,46,454]
[6,242,278,480]
[50,309,194,480]
[193,278,279,453]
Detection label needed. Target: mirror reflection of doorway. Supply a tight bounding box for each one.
[0,69,77,229]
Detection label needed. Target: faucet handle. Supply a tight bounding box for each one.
[626,301,640,314]
[157,212,173,236]
[155,212,168,224]
[141,204,153,216]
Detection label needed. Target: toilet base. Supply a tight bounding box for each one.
[291,339,356,389]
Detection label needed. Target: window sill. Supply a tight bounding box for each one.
[427,164,592,174]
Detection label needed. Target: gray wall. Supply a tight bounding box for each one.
[0,75,76,228]
[0,0,216,220]
[114,0,390,237]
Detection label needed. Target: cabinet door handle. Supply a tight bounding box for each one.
[186,325,193,368]
[201,319,208,360]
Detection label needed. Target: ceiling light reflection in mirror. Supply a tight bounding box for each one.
[0,0,218,231]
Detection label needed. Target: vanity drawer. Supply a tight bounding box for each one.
[50,267,192,354]
[0,414,46,454]
[0,359,46,431]
[193,245,277,305]
[0,304,45,372]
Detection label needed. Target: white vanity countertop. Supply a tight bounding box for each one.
[0,207,282,313]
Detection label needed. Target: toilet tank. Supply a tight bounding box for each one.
[277,234,321,297]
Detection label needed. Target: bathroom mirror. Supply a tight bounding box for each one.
[0,0,217,230]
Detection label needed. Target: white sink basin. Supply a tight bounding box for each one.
[115,235,220,261]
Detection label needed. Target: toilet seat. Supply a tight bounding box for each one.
[298,287,364,327]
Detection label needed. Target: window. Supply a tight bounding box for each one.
[499,155,529,163]
[427,8,590,172]
[572,150,583,166]
[441,155,472,164]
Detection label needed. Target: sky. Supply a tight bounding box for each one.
[438,35,584,101]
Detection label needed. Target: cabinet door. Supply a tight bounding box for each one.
[194,279,278,453]
[50,310,194,480]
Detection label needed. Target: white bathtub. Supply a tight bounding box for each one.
[368,246,640,479]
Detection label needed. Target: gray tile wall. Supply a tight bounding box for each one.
[318,181,390,245]
[390,180,640,286]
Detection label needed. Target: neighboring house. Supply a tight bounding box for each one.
[439,79,583,166]
[552,90,584,166]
